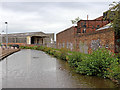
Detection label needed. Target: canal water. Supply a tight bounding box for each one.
[1,49,117,88]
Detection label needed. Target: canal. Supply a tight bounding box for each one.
[1,49,117,88]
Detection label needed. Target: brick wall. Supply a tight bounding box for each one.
[56,27,117,53]
[75,28,115,54]
[56,26,77,51]
[77,20,109,33]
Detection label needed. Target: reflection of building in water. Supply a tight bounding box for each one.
[1,32,54,46]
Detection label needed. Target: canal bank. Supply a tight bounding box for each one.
[20,46,120,86]
[0,48,20,60]
[2,49,118,88]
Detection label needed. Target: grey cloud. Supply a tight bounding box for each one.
[1,1,112,38]
[2,2,110,12]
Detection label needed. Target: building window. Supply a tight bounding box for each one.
[81,23,83,27]
[82,28,86,33]
[82,29,84,33]
[97,25,100,28]
[83,25,86,28]
[77,28,81,33]
[96,25,100,29]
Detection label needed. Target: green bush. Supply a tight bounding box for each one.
[116,53,120,64]
[76,48,118,77]
[68,52,83,68]
[59,48,68,61]
[53,51,61,59]
[107,62,120,80]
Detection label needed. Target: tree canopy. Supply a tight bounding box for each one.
[71,17,81,25]
[108,1,120,35]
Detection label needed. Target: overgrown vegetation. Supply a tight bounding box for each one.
[107,1,120,35]
[20,45,120,83]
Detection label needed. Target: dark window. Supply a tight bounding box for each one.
[97,25,100,28]
[84,25,86,28]
[82,30,84,33]
[77,28,81,33]
[81,23,83,27]
[96,25,100,30]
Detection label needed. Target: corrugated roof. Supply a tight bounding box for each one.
[1,31,49,37]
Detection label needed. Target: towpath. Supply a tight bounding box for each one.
[0,48,20,60]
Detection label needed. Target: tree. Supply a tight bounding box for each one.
[108,1,120,35]
[71,17,81,25]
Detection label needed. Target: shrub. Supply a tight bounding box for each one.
[68,52,83,68]
[20,46,25,49]
[116,53,120,64]
[59,48,68,61]
[33,46,38,49]
[53,51,61,59]
[49,50,56,55]
[107,61,120,80]
[76,48,118,77]
[44,47,52,54]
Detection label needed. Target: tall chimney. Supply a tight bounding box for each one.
[87,15,88,20]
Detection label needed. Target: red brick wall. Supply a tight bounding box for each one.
[56,26,77,51]
[77,20,109,33]
[56,27,116,53]
[76,28,115,54]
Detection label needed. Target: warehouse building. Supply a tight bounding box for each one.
[1,32,54,46]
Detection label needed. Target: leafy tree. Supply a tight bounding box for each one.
[108,1,120,35]
[71,17,81,25]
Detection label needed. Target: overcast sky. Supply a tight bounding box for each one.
[0,0,119,40]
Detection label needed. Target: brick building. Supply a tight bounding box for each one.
[56,26,77,51]
[56,16,120,53]
[77,16,109,33]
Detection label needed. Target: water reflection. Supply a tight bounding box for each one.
[2,49,117,88]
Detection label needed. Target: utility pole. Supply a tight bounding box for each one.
[1,30,4,46]
[5,22,8,48]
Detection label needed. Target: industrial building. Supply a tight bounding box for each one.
[56,15,120,53]
[1,32,54,47]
